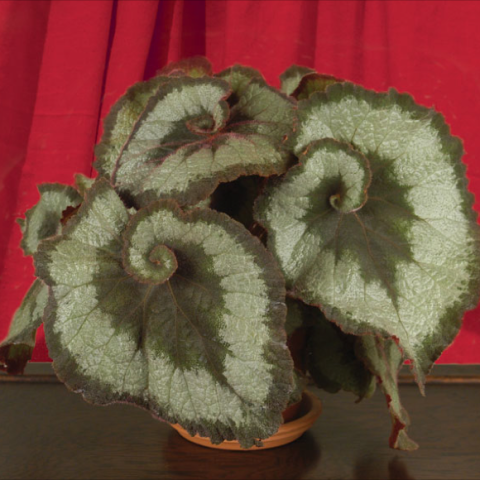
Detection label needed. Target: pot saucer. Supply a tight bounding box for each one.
[170,390,322,451]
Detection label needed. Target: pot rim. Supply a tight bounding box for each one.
[170,390,322,451]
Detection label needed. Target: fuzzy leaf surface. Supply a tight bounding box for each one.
[74,174,95,197]
[108,75,295,207]
[0,279,48,374]
[94,75,168,178]
[216,65,264,104]
[34,179,292,448]
[256,82,480,387]
[19,184,82,256]
[356,336,418,451]
[94,59,215,179]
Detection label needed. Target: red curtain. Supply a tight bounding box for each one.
[1,0,479,363]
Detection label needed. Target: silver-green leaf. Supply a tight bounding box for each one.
[95,58,215,179]
[255,82,480,388]
[74,173,95,197]
[216,64,264,96]
[34,178,293,448]
[100,74,295,208]
[94,75,169,179]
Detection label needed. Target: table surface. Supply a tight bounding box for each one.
[0,365,479,480]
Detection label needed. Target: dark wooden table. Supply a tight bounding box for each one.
[0,365,479,480]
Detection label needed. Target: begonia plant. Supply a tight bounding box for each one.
[1,57,479,450]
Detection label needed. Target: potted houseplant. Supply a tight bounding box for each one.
[1,57,479,451]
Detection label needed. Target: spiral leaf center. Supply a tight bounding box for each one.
[329,193,342,211]
[305,140,371,214]
[124,239,178,285]
[149,245,178,279]
[186,114,217,135]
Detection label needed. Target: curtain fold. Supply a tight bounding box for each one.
[0,0,478,362]
[0,0,51,278]
[95,0,160,148]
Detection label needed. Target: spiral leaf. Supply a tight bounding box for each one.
[34,178,292,448]
[95,58,215,180]
[308,139,371,213]
[255,82,480,387]
[123,230,178,285]
[97,72,295,208]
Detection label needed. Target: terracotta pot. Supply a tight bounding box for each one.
[170,390,322,451]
